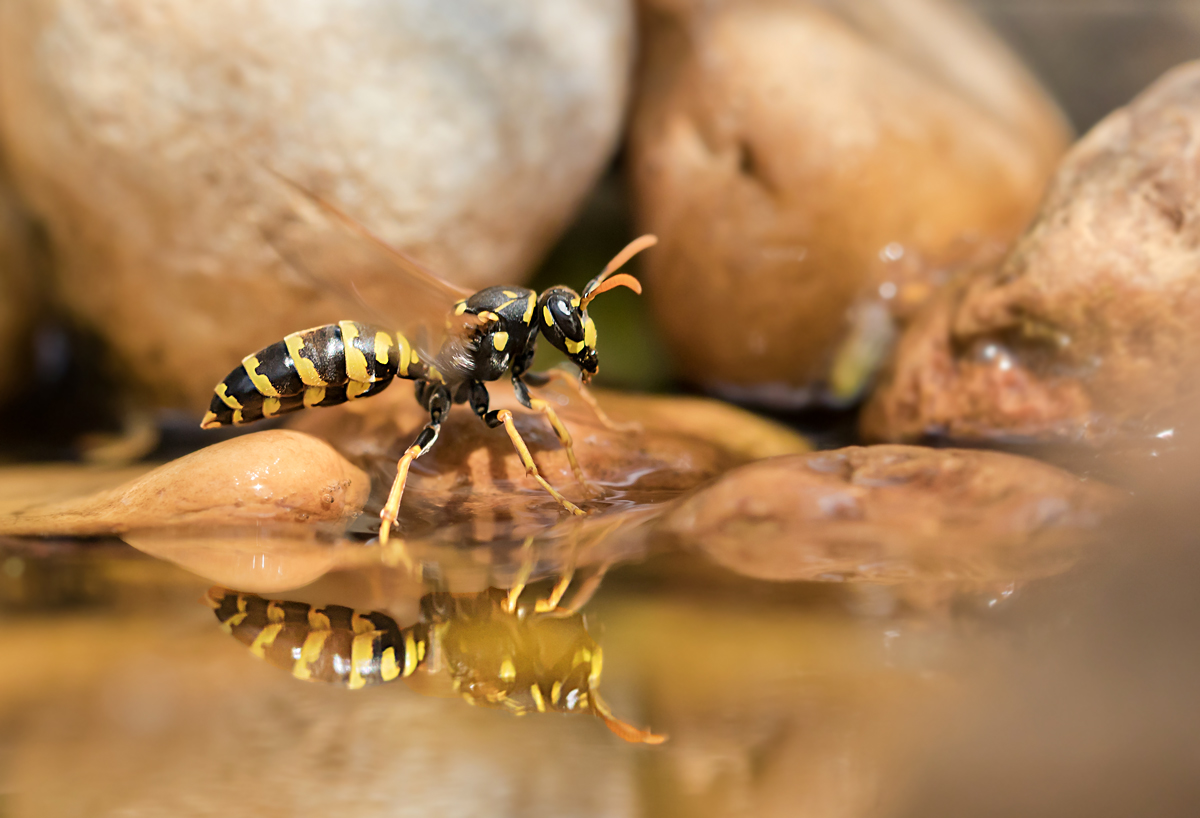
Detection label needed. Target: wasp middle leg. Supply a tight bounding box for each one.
[465,380,585,517]
[379,380,451,549]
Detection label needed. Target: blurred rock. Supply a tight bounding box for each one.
[629,0,1069,408]
[0,0,632,410]
[865,62,1200,446]
[659,445,1116,584]
[969,0,1200,131]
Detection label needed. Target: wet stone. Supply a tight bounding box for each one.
[657,445,1119,584]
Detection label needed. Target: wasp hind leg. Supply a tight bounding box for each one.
[466,381,586,517]
[378,382,451,563]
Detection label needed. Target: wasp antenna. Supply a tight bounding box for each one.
[593,693,668,744]
[582,234,657,308]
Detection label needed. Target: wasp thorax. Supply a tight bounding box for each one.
[538,287,599,379]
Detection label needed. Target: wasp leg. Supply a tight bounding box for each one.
[525,369,642,433]
[511,374,600,496]
[467,380,585,517]
[494,410,585,516]
[504,535,538,615]
[463,376,585,515]
[379,382,451,554]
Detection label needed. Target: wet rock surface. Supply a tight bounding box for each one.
[629,0,1069,407]
[659,445,1116,584]
[0,0,633,410]
[0,430,368,537]
[288,384,810,549]
[865,62,1200,445]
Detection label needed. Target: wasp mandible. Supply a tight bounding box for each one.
[201,173,655,545]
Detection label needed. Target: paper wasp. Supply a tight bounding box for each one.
[203,576,664,743]
[201,174,654,546]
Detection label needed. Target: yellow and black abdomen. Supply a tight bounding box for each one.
[202,321,422,428]
[205,588,428,689]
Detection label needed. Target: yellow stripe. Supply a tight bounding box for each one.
[503,290,518,298]
[375,332,392,365]
[524,294,536,324]
[285,332,326,386]
[201,411,220,429]
[351,612,374,634]
[215,383,243,410]
[266,601,285,622]
[241,355,280,398]
[339,322,370,382]
[565,337,585,354]
[292,629,329,680]
[493,331,509,352]
[454,301,467,315]
[349,631,377,690]
[417,639,426,662]
[249,622,283,657]
[543,305,554,326]
[589,645,603,688]
[584,317,596,349]
[499,657,516,682]
[380,646,401,681]
[219,594,249,633]
[395,333,411,377]
[530,684,546,712]
[403,632,418,677]
[346,380,370,400]
[262,396,281,417]
[303,387,326,407]
[308,609,331,630]
[550,680,563,705]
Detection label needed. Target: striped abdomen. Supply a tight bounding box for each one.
[204,587,428,688]
[201,321,427,428]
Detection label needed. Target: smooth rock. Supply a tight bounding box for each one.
[0,430,369,536]
[864,62,1200,445]
[629,0,1069,407]
[0,0,632,409]
[659,445,1116,583]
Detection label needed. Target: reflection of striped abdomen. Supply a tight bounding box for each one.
[201,321,427,428]
[204,587,427,689]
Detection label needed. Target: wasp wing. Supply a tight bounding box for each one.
[258,169,483,368]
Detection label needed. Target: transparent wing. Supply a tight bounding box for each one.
[257,168,482,366]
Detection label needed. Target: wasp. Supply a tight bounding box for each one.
[201,174,654,546]
[203,580,664,743]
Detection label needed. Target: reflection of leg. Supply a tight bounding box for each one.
[504,535,537,614]
[488,409,585,517]
[528,369,640,433]
[378,421,440,549]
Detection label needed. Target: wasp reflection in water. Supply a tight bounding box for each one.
[204,583,664,744]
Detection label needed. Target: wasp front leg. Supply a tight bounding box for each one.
[379,380,451,553]
[524,368,642,434]
[465,380,586,517]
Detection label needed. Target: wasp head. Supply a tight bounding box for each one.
[537,287,598,381]
[534,234,656,383]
